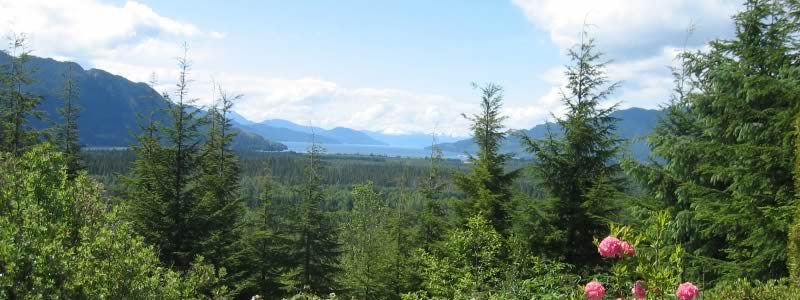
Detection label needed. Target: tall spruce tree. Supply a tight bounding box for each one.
[283,140,341,294]
[193,86,251,296]
[454,83,519,234]
[56,64,82,177]
[197,87,244,273]
[520,29,622,268]
[631,0,800,280]
[622,27,704,279]
[0,34,41,157]
[239,178,292,298]
[124,45,208,270]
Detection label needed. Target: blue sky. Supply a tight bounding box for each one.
[0,0,739,136]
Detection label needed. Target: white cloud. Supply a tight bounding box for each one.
[0,0,472,136]
[213,76,473,136]
[512,0,738,55]
[509,0,738,125]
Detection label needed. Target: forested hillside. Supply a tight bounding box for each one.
[3,1,800,300]
[0,51,286,151]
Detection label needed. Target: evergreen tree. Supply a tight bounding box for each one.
[0,34,42,156]
[197,86,245,277]
[340,182,396,299]
[520,29,623,268]
[55,64,82,177]
[791,112,800,284]
[631,0,800,280]
[124,45,208,270]
[414,215,505,299]
[239,178,292,298]
[416,132,449,249]
[454,83,519,234]
[283,141,341,294]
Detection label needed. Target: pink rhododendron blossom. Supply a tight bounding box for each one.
[632,280,646,299]
[620,241,635,257]
[598,236,622,258]
[676,282,699,300]
[584,281,605,300]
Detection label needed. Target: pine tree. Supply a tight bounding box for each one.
[520,29,622,268]
[283,141,341,294]
[0,34,42,156]
[124,44,208,270]
[56,64,82,177]
[454,83,519,234]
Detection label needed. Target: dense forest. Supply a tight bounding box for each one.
[3,1,800,299]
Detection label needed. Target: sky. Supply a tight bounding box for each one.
[0,0,740,136]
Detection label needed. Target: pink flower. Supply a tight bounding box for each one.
[584,281,605,300]
[632,281,646,299]
[598,236,622,258]
[676,282,699,300]
[620,241,636,257]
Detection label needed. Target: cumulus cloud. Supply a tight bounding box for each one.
[512,0,738,56]
[0,0,471,136]
[509,0,739,124]
[213,77,472,136]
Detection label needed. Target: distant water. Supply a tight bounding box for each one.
[281,142,465,159]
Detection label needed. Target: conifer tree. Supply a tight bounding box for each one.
[454,83,519,234]
[340,182,396,299]
[520,29,622,267]
[239,178,292,298]
[416,132,449,250]
[124,44,208,270]
[283,141,341,294]
[56,64,82,177]
[791,112,800,284]
[631,0,800,280]
[197,86,245,275]
[0,34,41,156]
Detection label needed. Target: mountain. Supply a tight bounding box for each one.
[0,52,286,151]
[243,119,387,145]
[324,127,386,145]
[242,123,341,144]
[435,107,664,161]
[245,118,468,147]
[364,131,467,148]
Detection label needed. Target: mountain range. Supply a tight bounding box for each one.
[3,52,664,158]
[0,52,286,151]
[434,107,664,161]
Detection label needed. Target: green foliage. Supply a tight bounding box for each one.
[454,83,519,234]
[704,279,800,300]
[122,46,211,270]
[282,143,342,295]
[196,87,246,287]
[791,112,800,284]
[0,34,42,157]
[54,63,82,177]
[0,144,227,299]
[412,215,504,299]
[339,182,396,299]
[625,0,800,281]
[520,29,623,269]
